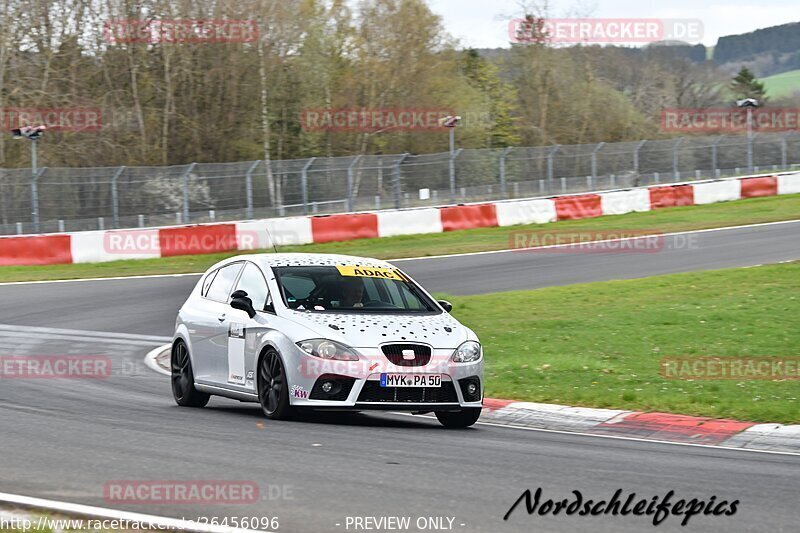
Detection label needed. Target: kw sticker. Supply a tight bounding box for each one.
[336,265,401,280]
[291,385,309,399]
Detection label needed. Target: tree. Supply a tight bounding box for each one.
[730,67,767,101]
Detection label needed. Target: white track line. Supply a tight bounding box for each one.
[0,272,201,287]
[0,492,270,533]
[145,344,172,376]
[0,218,798,286]
[0,324,170,344]
[390,218,800,262]
[393,412,800,457]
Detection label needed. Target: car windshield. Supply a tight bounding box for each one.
[273,265,439,313]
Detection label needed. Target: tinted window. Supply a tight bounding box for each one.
[234,262,270,311]
[206,263,243,302]
[273,266,437,313]
[280,274,316,300]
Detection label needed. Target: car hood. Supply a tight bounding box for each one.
[281,310,472,350]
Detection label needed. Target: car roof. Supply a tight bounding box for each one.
[234,253,396,270]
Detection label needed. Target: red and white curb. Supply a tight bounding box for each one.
[145,345,799,454]
[2,171,799,266]
[480,399,800,454]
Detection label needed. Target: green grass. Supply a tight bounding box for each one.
[446,262,800,423]
[1,193,799,283]
[762,68,800,98]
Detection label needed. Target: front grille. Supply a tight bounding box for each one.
[458,376,482,402]
[381,343,432,367]
[309,374,356,401]
[357,380,458,403]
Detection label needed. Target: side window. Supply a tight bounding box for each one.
[201,270,218,297]
[205,263,243,302]
[234,263,271,311]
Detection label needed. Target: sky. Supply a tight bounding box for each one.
[425,0,800,48]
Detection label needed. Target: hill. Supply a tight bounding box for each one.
[762,69,800,98]
[714,22,800,77]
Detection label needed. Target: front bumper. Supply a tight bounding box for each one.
[288,359,484,411]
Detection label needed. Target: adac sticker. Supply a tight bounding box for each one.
[336,265,401,280]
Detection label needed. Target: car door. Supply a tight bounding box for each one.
[193,262,244,384]
[218,261,274,391]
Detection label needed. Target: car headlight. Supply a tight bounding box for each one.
[297,339,359,361]
[452,341,482,363]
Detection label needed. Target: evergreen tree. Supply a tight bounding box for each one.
[730,67,767,101]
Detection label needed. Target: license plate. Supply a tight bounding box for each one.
[380,373,441,388]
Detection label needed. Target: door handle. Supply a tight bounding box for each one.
[217,314,226,322]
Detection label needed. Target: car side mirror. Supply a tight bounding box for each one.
[438,300,453,312]
[231,290,256,319]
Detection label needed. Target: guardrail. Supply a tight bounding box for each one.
[2,132,799,235]
[2,171,798,267]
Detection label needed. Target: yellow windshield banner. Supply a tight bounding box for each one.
[336,265,402,280]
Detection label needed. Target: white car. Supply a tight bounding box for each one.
[172,253,484,427]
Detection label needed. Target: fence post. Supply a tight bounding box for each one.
[711,136,723,174]
[394,153,410,209]
[111,166,125,228]
[781,135,788,169]
[347,155,362,212]
[672,138,683,180]
[591,142,604,180]
[181,163,196,224]
[499,147,513,199]
[547,145,560,194]
[301,157,316,215]
[30,167,47,233]
[449,149,462,203]
[245,160,261,220]
[633,140,647,174]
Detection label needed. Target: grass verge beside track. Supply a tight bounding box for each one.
[446,261,800,424]
[0,193,799,283]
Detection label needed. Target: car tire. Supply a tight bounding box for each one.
[435,408,481,428]
[258,348,294,420]
[171,340,210,408]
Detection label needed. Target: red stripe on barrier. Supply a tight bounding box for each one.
[593,412,754,445]
[554,194,602,220]
[648,185,695,209]
[159,224,238,257]
[311,213,379,244]
[740,176,778,198]
[440,204,498,231]
[0,235,72,266]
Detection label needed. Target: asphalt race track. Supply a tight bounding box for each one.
[0,221,799,532]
